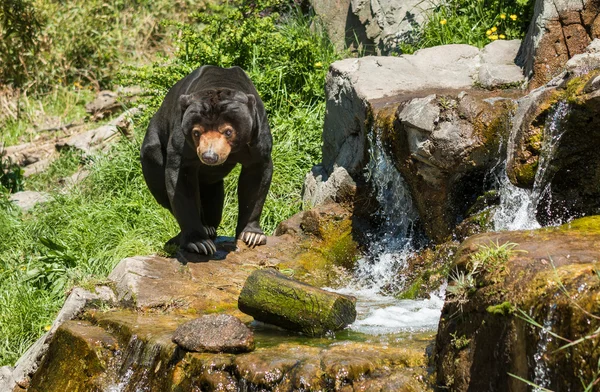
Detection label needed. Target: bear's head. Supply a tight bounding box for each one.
[180,88,257,166]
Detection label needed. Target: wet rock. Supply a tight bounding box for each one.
[28,321,118,392]
[518,0,599,88]
[382,91,516,241]
[172,314,254,353]
[506,67,600,224]
[435,216,600,391]
[9,191,51,211]
[238,269,357,336]
[11,286,116,388]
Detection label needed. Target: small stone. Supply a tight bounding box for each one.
[172,314,254,353]
[9,191,51,211]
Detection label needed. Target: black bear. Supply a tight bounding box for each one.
[141,65,273,255]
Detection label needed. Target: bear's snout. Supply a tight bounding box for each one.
[201,151,219,165]
[198,132,231,166]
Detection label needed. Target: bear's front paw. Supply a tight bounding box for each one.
[185,238,217,255]
[240,231,267,248]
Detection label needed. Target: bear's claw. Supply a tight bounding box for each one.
[185,239,216,255]
[241,232,266,248]
[205,226,217,239]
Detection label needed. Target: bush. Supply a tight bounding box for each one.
[0,0,42,87]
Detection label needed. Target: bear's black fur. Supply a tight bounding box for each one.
[141,65,272,255]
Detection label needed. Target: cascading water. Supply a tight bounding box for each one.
[333,134,444,335]
[493,100,570,231]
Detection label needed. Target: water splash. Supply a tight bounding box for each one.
[333,132,442,334]
[532,306,556,391]
[494,100,570,231]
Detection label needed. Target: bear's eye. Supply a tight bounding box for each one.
[224,128,233,137]
[193,130,200,138]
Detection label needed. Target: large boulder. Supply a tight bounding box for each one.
[518,0,600,88]
[308,42,524,241]
[435,215,600,391]
[309,0,433,55]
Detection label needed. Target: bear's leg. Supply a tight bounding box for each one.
[166,164,216,255]
[140,127,170,210]
[236,159,273,247]
[199,180,224,240]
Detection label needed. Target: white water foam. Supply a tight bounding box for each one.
[335,135,443,335]
[494,100,570,231]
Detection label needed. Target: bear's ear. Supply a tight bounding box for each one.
[179,94,194,112]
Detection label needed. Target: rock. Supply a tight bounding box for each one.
[172,314,254,353]
[11,287,115,388]
[435,216,600,391]
[0,366,16,392]
[238,269,357,336]
[518,0,599,88]
[56,106,143,154]
[321,44,481,180]
[9,191,51,211]
[85,90,119,116]
[506,68,600,224]
[565,38,600,71]
[381,91,516,241]
[478,40,525,88]
[302,165,356,208]
[308,0,359,53]
[350,0,432,54]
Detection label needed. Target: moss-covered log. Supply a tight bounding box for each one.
[238,269,356,336]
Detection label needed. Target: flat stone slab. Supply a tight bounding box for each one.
[172,314,254,353]
[107,235,303,319]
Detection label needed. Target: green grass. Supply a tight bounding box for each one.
[0,0,338,366]
[0,86,94,147]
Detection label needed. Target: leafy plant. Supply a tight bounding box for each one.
[0,154,24,194]
[24,237,81,298]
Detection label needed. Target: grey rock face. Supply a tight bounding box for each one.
[0,366,16,392]
[478,40,525,88]
[9,191,51,211]
[172,314,254,353]
[302,165,356,208]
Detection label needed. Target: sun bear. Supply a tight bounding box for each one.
[141,65,272,255]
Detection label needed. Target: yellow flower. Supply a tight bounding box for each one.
[500,13,506,19]
[314,62,322,68]
[44,325,52,331]
[490,35,499,40]
[510,14,517,21]
[486,29,492,36]
[440,19,447,25]
[491,26,497,32]
[499,34,506,39]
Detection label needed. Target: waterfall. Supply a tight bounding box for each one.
[333,131,443,335]
[494,100,570,231]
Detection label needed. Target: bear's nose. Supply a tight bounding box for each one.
[201,151,219,165]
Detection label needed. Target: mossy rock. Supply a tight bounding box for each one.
[435,216,600,391]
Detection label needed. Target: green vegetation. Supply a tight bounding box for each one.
[0,0,338,366]
[446,241,520,309]
[400,0,535,53]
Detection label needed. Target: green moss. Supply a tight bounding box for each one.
[397,277,425,300]
[486,301,514,316]
[551,215,600,235]
[514,160,538,187]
